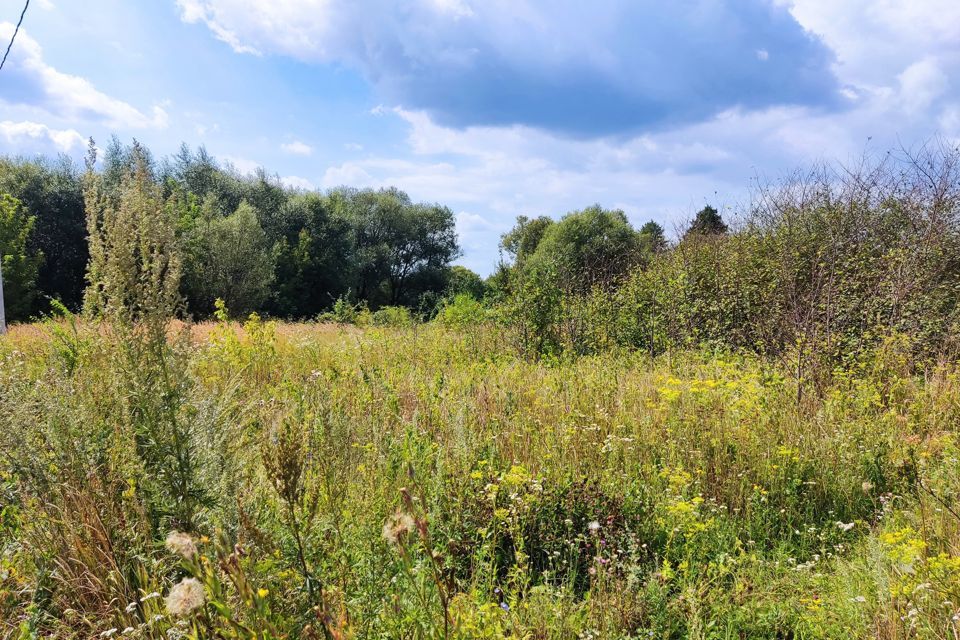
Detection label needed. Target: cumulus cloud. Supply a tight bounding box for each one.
[221,155,261,175]
[281,140,313,155]
[0,23,168,130]
[281,175,316,190]
[897,58,949,115]
[176,0,840,135]
[0,120,86,152]
[788,0,960,83]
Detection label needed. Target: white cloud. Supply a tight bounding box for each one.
[0,23,168,130]
[320,109,737,227]
[456,211,494,233]
[175,0,262,55]
[0,120,86,152]
[192,121,220,137]
[281,140,313,155]
[787,0,960,86]
[427,0,474,19]
[320,163,378,189]
[281,175,316,190]
[898,57,949,115]
[221,155,260,175]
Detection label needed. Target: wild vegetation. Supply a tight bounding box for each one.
[1,141,960,638]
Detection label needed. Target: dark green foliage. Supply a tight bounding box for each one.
[0,156,86,313]
[685,204,728,237]
[267,193,354,317]
[332,187,460,308]
[524,205,641,292]
[638,220,667,254]
[447,265,487,300]
[2,140,463,320]
[500,215,554,264]
[0,194,44,321]
[183,201,276,318]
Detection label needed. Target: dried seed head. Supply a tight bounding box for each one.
[164,531,197,559]
[165,578,205,617]
[382,511,416,546]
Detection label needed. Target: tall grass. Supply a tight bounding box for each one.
[1,319,959,638]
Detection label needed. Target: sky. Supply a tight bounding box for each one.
[1,0,959,275]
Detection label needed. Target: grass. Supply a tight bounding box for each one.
[1,317,959,638]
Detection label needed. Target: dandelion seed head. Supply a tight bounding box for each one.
[165,578,205,617]
[165,532,197,559]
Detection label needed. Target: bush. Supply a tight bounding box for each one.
[436,294,488,327]
[497,145,960,376]
[371,305,414,327]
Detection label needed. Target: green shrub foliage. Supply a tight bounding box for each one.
[499,145,960,373]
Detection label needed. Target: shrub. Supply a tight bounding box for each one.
[371,305,414,327]
[436,294,488,327]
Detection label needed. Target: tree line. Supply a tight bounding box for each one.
[0,137,463,321]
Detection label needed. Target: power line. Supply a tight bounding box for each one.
[0,0,30,72]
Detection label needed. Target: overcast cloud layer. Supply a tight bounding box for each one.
[0,0,958,273]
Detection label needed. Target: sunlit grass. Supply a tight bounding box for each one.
[1,320,959,638]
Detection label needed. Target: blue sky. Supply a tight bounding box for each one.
[1,0,959,274]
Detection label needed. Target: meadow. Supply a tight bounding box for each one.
[2,315,959,639]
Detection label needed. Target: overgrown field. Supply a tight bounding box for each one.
[1,318,959,639]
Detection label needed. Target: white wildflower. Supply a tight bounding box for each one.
[836,521,855,532]
[588,521,601,533]
[165,578,205,617]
